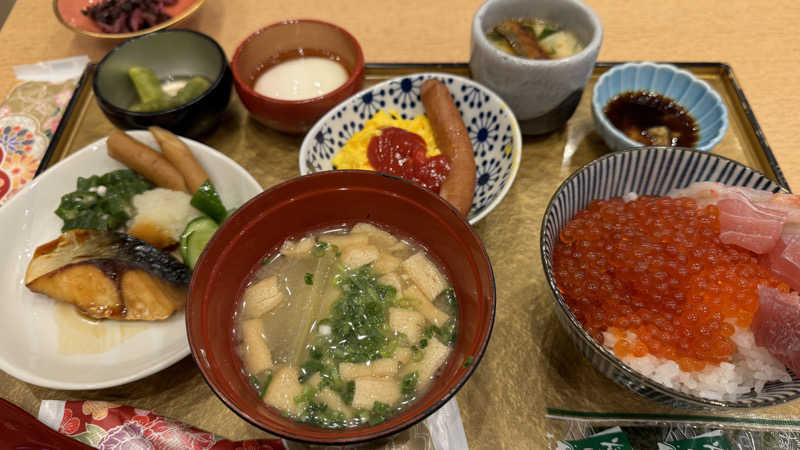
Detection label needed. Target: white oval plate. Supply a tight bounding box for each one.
[0,130,262,390]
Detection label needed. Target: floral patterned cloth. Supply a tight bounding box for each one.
[44,400,286,450]
[0,79,76,205]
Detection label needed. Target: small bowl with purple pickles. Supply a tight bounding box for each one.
[186,170,495,444]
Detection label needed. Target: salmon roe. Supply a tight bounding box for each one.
[553,196,790,370]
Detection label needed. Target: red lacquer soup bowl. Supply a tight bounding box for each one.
[186,170,495,445]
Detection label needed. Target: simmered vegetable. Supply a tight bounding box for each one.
[128,66,211,112]
[190,180,227,223]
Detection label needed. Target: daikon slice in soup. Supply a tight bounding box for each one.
[235,222,457,429]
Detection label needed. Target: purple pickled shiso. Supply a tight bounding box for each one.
[81,0,179,34]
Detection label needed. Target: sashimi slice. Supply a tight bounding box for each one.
[669,182,774,208]
[768,194,800,231]
[763,234,800,292]
[752,286,800,376]
[717,192,787,254]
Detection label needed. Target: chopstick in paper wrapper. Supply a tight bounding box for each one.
[38,400,287,449]
[38,398,468,449]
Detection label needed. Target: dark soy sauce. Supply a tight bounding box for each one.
[604,91,699,147]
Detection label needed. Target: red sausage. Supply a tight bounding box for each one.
[420,79,476,216]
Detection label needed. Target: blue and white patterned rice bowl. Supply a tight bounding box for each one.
[540,147,799,410]
[592,62,728,152]
[299,72,522,225]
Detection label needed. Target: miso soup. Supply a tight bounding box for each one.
[486,18,584,60]
[235,222,457,429]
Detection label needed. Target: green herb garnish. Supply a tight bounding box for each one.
[463,356,475,368]
[259,373,272,398]
[401,371,418,395]
[55,169,153,232]
[312,241,329,257]
[538,27,559,40]
[294,385,318,404]
[368,401,391,425]
[298,401,349,429]
[304,272,314,285]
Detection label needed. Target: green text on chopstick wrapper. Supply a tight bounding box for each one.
[557,427,633,450]
[658,431,731,450]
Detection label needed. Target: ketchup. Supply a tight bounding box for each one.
[367,127,451,193]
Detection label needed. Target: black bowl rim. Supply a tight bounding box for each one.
[539,146,795,409]
[187,170,497,445]
[92,28,229,117]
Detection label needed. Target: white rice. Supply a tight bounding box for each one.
[603,329,791,401]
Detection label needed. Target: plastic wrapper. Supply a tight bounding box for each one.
[546,409,800,449]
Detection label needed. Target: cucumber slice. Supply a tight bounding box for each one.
[185,228,216,270]
[180,216,218,267]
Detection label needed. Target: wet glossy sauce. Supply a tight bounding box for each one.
[604,91,699,147]
[367,127,451,193]
[55,303,147,355]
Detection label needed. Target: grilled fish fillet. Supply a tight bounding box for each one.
[25,229,191,320]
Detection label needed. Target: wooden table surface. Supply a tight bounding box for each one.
[0,1,798,186]
[0,2,798,185]
[1,0,799,445]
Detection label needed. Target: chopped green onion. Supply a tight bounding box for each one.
[259,373,273,398]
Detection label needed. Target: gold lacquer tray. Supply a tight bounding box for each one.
[5,62,796,449]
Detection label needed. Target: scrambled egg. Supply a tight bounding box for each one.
[332,110,442,170]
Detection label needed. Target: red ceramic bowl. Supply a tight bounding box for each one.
[231,19,365,134]
[54,0,206,39]
[186,171,495,445]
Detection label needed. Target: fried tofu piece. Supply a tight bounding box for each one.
[377,273,403,297]
[389,307,425,344]
[401,252,447,300]
[341,244,379,268]
[240,319,273,374]
[264,366,303,415]
[339,358,398,381]
[319,234,369,249]
[403,285,449,327]
[316,388,353,418]
[351,222,400,248]
[279,237,314,257]
[372,253,402,275]
[242,276,284,319]
[400,337,451,390]
[351,377,402,409]
[393,347,413,365]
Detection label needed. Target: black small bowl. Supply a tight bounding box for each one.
[93,29,232,138]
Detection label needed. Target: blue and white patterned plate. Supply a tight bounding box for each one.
[592,62,728,152]
[299,72,522,225]
[541,147,800,410]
